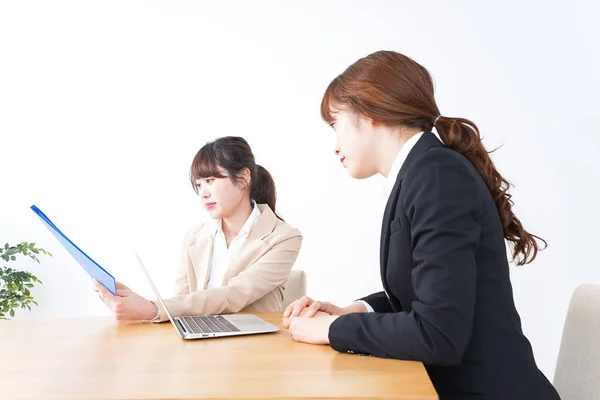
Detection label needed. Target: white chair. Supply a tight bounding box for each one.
[553,284,600,400]
[283,270,306,309]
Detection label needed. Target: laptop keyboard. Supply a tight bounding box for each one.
[181,315,241,334]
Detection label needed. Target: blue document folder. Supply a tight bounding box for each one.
[30,205,117,295]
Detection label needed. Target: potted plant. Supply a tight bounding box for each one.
[0,242,52,319]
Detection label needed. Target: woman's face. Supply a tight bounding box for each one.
[195,167,249,219]
[331,109,380,179]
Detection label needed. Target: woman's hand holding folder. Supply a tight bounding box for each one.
[92,279,158,321]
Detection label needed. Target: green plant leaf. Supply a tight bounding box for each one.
[2,242,51,319]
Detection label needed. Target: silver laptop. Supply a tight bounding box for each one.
[135,252,279,340]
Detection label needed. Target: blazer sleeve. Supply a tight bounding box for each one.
[359,291,394,313]
[329,149,483,366]
[156,231,302,321]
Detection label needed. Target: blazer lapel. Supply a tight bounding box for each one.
[187,226,215,290]
[220,204,274,285]
[380,132,444,279]
[380,173,403,279]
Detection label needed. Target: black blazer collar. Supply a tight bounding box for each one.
[398,131,444,182]
[383,131,444,216]
[380,131,445,276]
[386,131,445,200]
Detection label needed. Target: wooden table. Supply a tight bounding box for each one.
[0,312,438,399]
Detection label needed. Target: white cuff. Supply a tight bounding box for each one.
[357,300,375,313]
[148,302,161,323]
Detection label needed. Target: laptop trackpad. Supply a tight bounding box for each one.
[225,314,272,329]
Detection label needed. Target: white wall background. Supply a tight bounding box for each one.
[1,0,598,378]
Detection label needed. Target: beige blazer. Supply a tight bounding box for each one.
[154,204,302,322]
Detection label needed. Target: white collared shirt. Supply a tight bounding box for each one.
[360,131,426,313]
[206,201,262,289]
[150,201,262,321]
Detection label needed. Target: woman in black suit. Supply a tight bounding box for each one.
[283,50,561,399]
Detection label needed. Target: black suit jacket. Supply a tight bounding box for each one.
[329,132,560,400]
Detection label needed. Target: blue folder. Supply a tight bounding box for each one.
[30,205,117,295]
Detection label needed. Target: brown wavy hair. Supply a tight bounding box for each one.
[320,50,546,266]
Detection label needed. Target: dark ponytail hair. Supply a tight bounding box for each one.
[251,165,277,212]
[189,136,278,213]
[320,50,546,266]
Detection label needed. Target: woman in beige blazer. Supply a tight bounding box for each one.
[94,136,303,322]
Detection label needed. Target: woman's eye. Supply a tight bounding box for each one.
[205,178,214,184]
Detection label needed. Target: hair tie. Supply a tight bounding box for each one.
[433,115,442,125]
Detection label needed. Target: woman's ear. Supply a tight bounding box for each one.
[364,116,378,127]
[353,112,376,128]
[240,167,252,189]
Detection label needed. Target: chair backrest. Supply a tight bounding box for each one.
[554,284,600,400]
[283,270,306,309]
